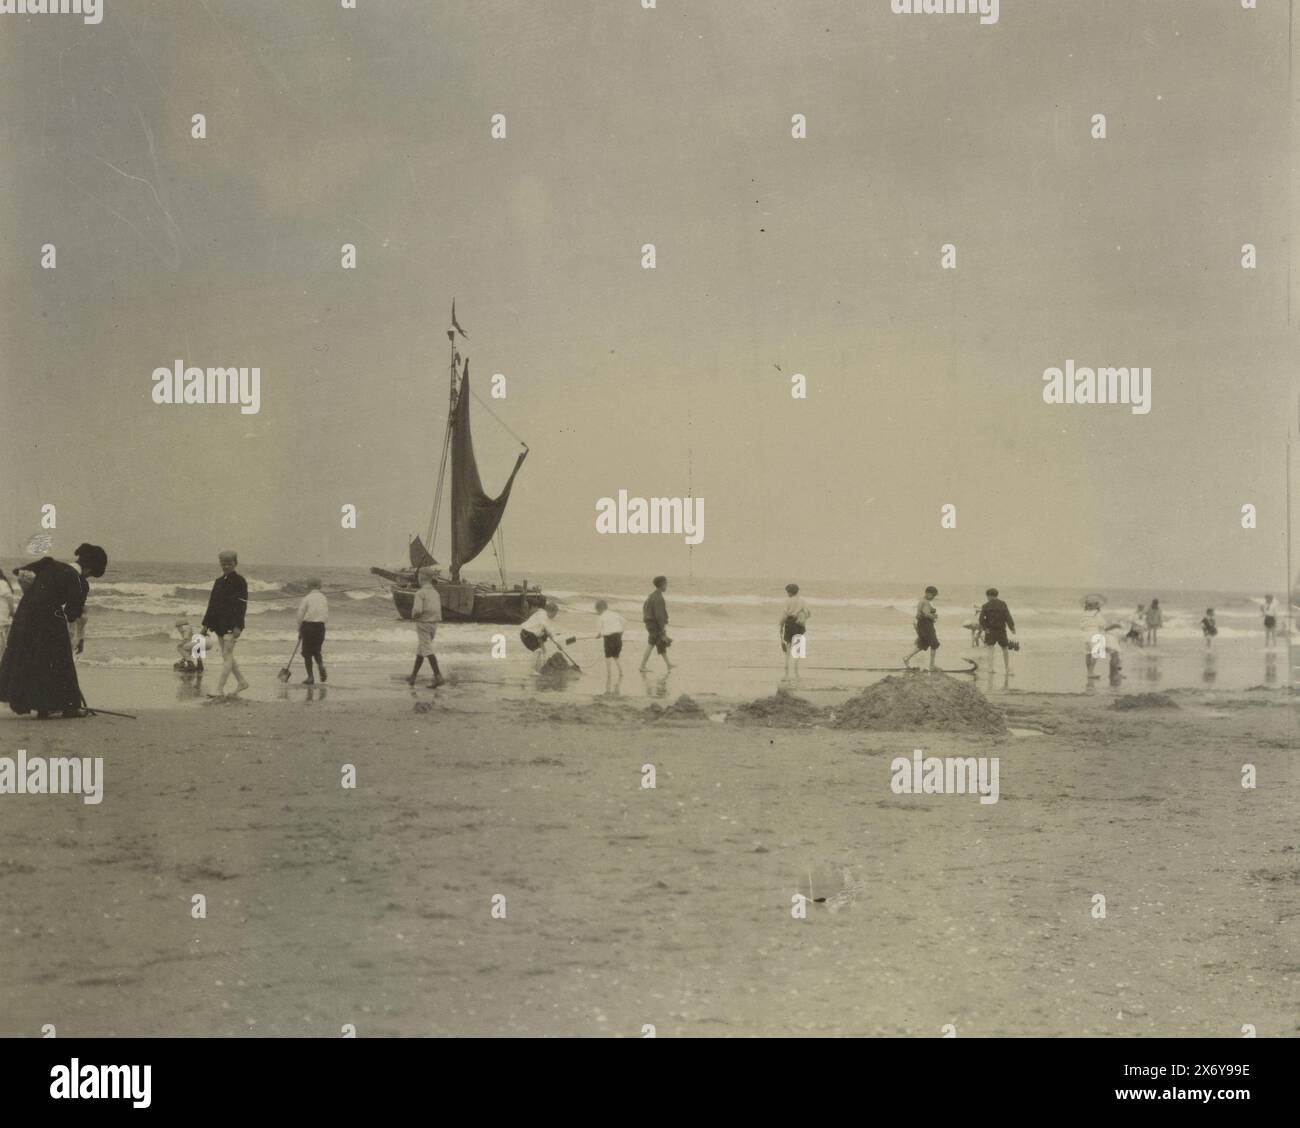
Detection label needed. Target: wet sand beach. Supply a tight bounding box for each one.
[1,674,1294,1037]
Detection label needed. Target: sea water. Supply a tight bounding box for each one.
[5,562,1287,711]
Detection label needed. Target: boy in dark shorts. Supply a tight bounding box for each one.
[1200,608,1217,647]
[520,602,575,671]
[903,585,941,671]
[978,587,1016,675]
[780,583,811,679]
[639,575,672,672]
[593,599,625,692]
[297,577,329,684]
[1262,594,1278,648]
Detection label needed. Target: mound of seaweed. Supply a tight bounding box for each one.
[730,688,828,727]
[1112,693,1178,710]
[831,673,1006,734]
[647,694,706,721]
[537,653,580,676]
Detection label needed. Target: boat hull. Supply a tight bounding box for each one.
[389,582,547,624]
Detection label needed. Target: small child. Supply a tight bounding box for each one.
[592,599,625,691]
[1262,594,1278,648]
[1124,605,1146,645]
[1144,598,1162,646]
[1200,608,1217,647]
[1080,598,1122,681]
[903,585,940,671]
[780,583,811,679]
[173,617,206,674]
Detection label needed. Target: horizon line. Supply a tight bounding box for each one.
[28,558,1290,599]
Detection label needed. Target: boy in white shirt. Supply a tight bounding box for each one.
[903,585,941,671]
[297,577,329,684]
[592,599,625,692]
[520,601,576,672]
[1080,597,1123,681]
[407,568,444,687]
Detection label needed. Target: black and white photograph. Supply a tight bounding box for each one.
[0,0,1295,1087]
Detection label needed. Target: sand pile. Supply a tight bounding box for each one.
[1113,693,1178,710]
[831,674,1006,734]
[538,653,579,675]
[730,689,828,727]
[647,694,706,721]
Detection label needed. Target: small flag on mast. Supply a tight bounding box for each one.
[451,300,468,340]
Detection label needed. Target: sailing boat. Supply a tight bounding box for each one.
[370,306,549,623]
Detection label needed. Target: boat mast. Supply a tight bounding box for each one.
[424,301,522,589]
[423,308,459,561]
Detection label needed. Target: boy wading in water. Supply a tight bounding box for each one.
[297,577,328,684]
[203,550,249,696]
[592,599,625,693]
[780,583,811,679]
[978,587,1016,675]
[1080,596,1122,682]
[1262,594,1278,648]
[903,585,941,671]
[408,568,445,687]
[639,575,672,673]
[1144,598,1162,646]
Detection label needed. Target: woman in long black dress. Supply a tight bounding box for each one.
[0,543,107,719]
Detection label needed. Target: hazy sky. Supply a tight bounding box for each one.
[1,0,1295,591]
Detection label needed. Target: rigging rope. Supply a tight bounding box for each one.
[426,423,452,552]
[425,352,459,554]
[469,384,529,449]
[488,528,507,589]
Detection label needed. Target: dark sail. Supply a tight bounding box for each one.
[450,361,526,580]
[408,536,437,570]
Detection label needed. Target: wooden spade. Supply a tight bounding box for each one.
[277,639,301,682]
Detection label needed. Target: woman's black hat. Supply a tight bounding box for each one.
[74,543,108,578]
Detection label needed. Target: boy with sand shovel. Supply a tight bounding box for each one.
[520,602,580,674]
